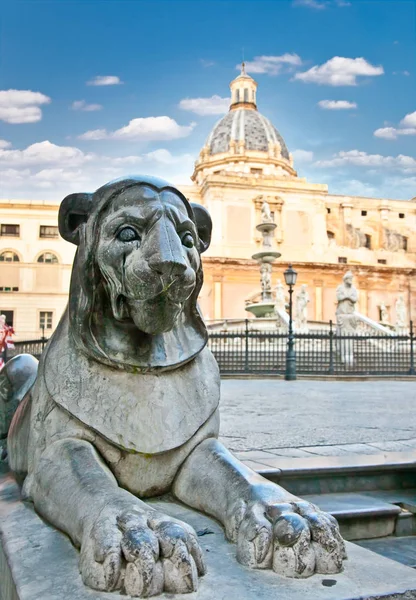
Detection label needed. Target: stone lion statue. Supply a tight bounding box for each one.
[0,176,345,598]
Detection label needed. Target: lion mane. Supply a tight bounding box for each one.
[55,176,212,372]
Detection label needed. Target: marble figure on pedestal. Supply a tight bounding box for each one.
[295,285,309,333]
[395,294,407,333]
[0,176,346,598]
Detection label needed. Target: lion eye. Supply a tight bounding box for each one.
[182,233,194,249]
[117,227,139,242]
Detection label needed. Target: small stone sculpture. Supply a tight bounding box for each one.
[295,285,309,333]
[274,280,286,312]
[261,200,273,223]
[379,302,389,325]
[260,262,272,294]
[395,294,407,332]
[1,176,345,598]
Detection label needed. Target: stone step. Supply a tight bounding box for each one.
[355,536,416,569]
[249,450,416,496]
[301,492,402,540]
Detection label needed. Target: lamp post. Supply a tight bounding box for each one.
[284,264,298,381]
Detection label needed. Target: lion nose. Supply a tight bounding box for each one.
[148,256,187,278]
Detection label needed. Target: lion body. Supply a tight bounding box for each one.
[8,312,220,498]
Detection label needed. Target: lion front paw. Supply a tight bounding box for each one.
[230,499,346,579]
[80,506,206,597]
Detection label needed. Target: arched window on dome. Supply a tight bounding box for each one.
[0,251,19,262]
[244,88,248,102]
[37,252,59,264]
[235,89,240,103]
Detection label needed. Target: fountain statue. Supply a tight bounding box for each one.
[336,271,358,365]
[295,284,310,333]
[379,302,389,325]
[395,294,407,333]
[246,201,281,318]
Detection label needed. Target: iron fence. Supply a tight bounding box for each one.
[3,322,416,376]
[207,320,416,376]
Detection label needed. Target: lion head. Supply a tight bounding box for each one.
[58,176,212,371]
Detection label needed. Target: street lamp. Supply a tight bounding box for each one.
[284,264,298,381]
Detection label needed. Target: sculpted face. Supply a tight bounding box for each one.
[95,185,200,335]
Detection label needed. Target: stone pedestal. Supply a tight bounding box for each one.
[1,466,416,600]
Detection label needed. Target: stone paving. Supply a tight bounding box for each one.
[217,379,416,464]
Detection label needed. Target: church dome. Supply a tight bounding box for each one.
[192,64,296,183]
[206,109,290,159]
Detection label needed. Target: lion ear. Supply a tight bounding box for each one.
[191,203,212,253]
[58,193,93,245]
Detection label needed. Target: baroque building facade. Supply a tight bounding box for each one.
[1,66,415,338]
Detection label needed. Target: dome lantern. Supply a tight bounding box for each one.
[229,63,258,110]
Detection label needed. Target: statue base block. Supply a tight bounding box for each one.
[1,466,416,600]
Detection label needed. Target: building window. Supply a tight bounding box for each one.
[235,89,240,103]
[40,225,59,238]
[0,287,19,292]
[0,310,14,326]
[0,251,19,262]
[250,168,262,175]
[327,231,335,239]
[39,311,53,330]
[213,170,221,175]
[37,252,59,264]
[378,259,387,265]
[364,234,372,249]
[327,208,331,214]
[399,213,405,219]
[1,224,19,237]
[338,257,347,264]
[403,237,408,252]
[361,210,367,216]
[252,90,255,102]
[244,88,249,102]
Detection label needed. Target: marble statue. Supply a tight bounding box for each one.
[379,302,389,325]
[274,280,286,312]
[395,294,407,332]
[295,285,309,333]
[336,271,358,365]
[0,177,345,598]
[336,271,358,334]
[260,262,272,297]
[261,200,273,223]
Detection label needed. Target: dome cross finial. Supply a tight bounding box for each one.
[241,61,246,75]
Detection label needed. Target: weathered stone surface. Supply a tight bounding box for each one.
[1,470,416,600]
[1,177,346,596]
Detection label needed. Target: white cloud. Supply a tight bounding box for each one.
[71,100,103,112]
[292,0,350,7]
[0,139,11,149]
[393,70,410,76]
[318,100,357,110]
[0,90,51,124]
[294,57,384,86]
[0,140,194,199]
[179,95,229,115]
[315,150,416,172]
[0,140,94,168]
[292,0,326,8]
[79,116,196,142]
[401,111,416,128]
[87,75,123,86]
[200,59,215,68]
[292,149,314,162]
[374,111,416,139]
[240,54,302,76]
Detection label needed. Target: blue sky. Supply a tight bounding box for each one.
[0,0,415,201]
